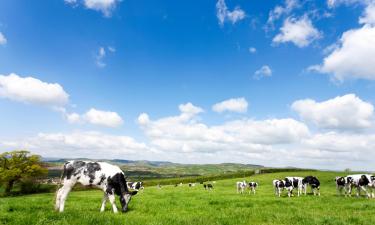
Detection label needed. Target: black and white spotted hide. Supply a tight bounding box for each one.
[248,182,258,195]
[127,181,144,191]
[273,180,285,197]
[55,161,138,213]
[302,176,320,196]
[347,174,375,198]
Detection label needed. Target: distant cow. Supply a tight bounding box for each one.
[189,183,196,187]
[204,183,213,190]
[248,182,258,194]
[236,181,247,194]
[55,161,138,213]
[335,176,352,196]
[302,176,320,196]
[127,181,144,191]
[347,174,375,198]
[285,177,304,197]
[273,180,285,197]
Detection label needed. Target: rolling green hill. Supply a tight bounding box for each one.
[44,158,264,179]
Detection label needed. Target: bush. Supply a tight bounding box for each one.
[19,180,55,195]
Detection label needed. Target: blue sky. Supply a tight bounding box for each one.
[1,0,375,170]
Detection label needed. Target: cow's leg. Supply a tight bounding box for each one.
[55,187,63,211]
[278,188,281,197]
[100,193,108,212]
[108,193,118,213]
[360,186,370,198]
[58,183,73,212]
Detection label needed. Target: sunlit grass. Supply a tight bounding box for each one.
[1,171,374,225]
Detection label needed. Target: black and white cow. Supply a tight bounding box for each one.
[302,176,320,196]
[55,161,138,213]
[127,181,144,191]
[188,183,196,187]
[236,180,247,194]
[346,174,375,198]
[204,183,213,190]
[335,176,352,196]
[273,180,285,197]
[285,177,304,197]
[248,182,258,195]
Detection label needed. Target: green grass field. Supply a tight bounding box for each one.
[1,171,375,225]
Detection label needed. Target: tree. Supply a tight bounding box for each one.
[0,150,47,195]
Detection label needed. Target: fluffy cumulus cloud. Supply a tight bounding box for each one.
[0,32,7,45]
[312,2,375,81]
[292,94,374,130]
[65,0,121,17]
[273,16,321,47]
[0,73,123,128]
[253,65,272,79]
[3,95,375,169]
[138,102,309,155]
[0,73,69,107]
[0,131,150,159]
[67,108,124,127]
[216,0,245,26]
[212,97,248,113]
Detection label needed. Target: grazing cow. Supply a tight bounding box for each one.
[283,178,294,197]
[285,177,304,197]
[188,183,196,187]
[302,176,320,196]
[273,180,285,197]
[347,174,375,198]
[204,183,213,190]
[248,182,258,194]
[127,181,144,191]
[335,176,352,196]
[55,161,138,213]
[236,181,247,194]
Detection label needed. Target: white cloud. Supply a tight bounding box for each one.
[3,96,375,170]
[327,0,369,8]
[0,73,69,107]
[273,16,321,47]
[0,131,149,159]
[138,102,310,155]
[212,97,248,113]
[249,47,256,53]
[66,113,81,124]
[95,46,115,68]
[0,32,7,45]
[65,0,121,17]
[266,0,300,30]
[311,1,375,81]
[359,2,375,26]
[216,0,245,26]
[292,94,374,130]
[95,47,106,68]
[81,108,124,127]
[254,65,272,79]
[312,25,375,81]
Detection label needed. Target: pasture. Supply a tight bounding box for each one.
[1,171,375,225]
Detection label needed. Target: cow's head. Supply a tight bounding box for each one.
[120,190,138,212]
[360,175,370,186]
